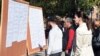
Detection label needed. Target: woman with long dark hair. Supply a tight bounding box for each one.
[74,11,94,56]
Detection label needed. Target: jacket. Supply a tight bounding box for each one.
[66,27,75,50]
[47,25,63,55]
[62,28,68,51]
[75,23,94,56]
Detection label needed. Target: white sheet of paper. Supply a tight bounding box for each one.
[6,0,28,47]
[29,7,46,49]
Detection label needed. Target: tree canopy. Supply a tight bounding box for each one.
[0,0,100,17]
[29,0,100,17]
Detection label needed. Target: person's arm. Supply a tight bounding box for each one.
[75,29,83,56]
[66,29,75,53]
[47,31,55,55]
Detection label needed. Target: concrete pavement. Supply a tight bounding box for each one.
[29,51,65,56]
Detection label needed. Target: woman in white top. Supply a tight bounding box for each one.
[74,11,94,56]
[47,16,63,56]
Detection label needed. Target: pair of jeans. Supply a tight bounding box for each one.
[50,52,61,56]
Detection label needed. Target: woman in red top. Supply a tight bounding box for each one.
[64,17,75,56]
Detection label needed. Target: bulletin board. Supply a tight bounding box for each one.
[0,0,47,56]
[27,6,47,55]
[0,0,29,56]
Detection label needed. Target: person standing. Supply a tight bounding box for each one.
[64,17,75,56]
[74,11,94,56]
[92,19,100,56]
[47,16,63,56]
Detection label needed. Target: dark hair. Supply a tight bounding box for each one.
[47,16,59,24]
[75,11,92,30]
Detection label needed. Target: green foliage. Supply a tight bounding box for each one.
[32,0,76,16]
[31,0,100,16]
[95,0,100,13]
[0,0,100,16]
[76,0,100,15]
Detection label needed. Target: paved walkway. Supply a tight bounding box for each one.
[29,51,65,56]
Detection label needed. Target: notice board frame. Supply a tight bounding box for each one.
[0,0,29,56]
[27,6,47,55]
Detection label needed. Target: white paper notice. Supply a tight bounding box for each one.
[29,7,46,49]
[6,0,28,47]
